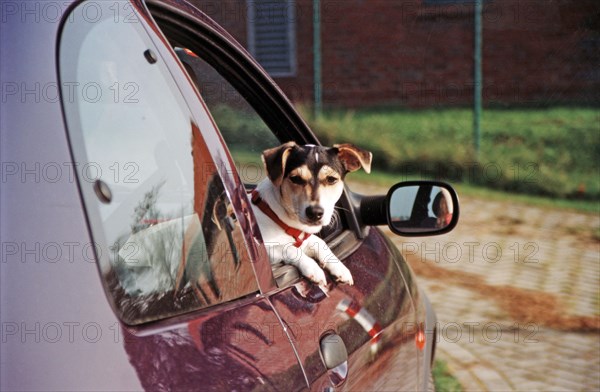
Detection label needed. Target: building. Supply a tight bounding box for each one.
[189,0,600,108]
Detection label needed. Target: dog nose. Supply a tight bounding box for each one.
[306,205,324,221]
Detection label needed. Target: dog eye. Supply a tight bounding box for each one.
[325,176,338,185]
[289,176,306,185]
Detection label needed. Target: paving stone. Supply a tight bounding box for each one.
[468,365,512,391]
[441,342,477,365]
[447,369,484,392]
[515,381,556,391]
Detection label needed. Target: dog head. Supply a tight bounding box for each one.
[262,142,372,227]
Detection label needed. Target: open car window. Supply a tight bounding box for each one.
[147,0,366,254]
[175,49,307,286]
[174,47,348,243]
[59,1,259,325]
[175,48,279,186]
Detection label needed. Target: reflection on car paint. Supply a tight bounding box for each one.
[270,228,420,389]
[123,298,307,391]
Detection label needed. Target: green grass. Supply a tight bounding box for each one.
[433,360,463,392]
[229,146,599,213]
[303,107,600,200]
[217,105,599,212]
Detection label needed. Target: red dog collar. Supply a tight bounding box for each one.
[251,190,311,247]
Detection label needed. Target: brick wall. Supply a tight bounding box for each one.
[189,0,315,103]
[189,0,600,108]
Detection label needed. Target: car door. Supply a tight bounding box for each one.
[58,1,307,390]
[146,1,423,389]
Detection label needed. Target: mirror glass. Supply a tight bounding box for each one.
[389,184,455,234]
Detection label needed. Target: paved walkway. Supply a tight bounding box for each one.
[354,182,600,391]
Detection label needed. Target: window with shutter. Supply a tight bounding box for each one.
[248,0,296,77]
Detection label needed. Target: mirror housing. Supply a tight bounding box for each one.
[358,181,459,236]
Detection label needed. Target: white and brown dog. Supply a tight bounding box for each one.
[251,142,372,287]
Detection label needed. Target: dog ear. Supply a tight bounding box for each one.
[334,143,372,174]
[262,141,297,186]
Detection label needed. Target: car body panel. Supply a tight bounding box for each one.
[0,3,144,390]
[122,297,307,391]
[270,228,419,390]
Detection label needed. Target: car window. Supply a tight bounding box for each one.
[173,41,348,243]
[175,48,348,280]
[59,2,258,325]
[176,49,280,185]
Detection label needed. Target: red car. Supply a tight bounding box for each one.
[0,0,459,390]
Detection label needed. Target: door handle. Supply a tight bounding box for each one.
[319,333,348,388]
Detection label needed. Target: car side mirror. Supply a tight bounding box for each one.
[358,181,459,236]
[387,181,459,236]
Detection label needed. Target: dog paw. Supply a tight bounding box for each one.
[325,262,354,285]
[299,262,328,287]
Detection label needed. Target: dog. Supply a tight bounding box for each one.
[251,141,372,287]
